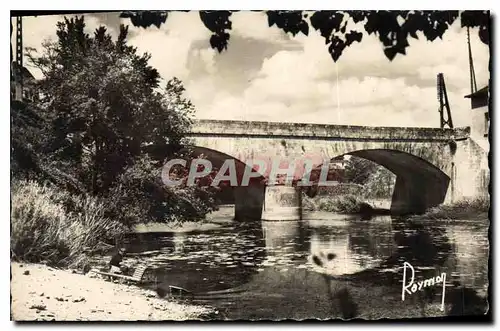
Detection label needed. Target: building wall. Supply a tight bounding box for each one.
[470,105,489,139]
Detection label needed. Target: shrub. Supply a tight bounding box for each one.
[11,180,126,268]
[315,183,366,197]
[419,196,490,220]
[330,194,367,214]
[302,193,367,214]
[104,155,218,226]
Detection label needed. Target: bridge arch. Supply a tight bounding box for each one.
[181,119,489,217]
[182,145,451,216]
[178,145,267,220]
[179,145,452,216]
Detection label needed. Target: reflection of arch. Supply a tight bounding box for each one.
[306,149,450,215]
[181,145,267,220]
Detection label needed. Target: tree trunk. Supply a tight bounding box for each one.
[92,138,101,195]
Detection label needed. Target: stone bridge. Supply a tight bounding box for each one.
[182,119,487,220]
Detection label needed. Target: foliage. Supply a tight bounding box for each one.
[27,17,192,194]
[119,10,490,62]
[17,16,216,225]
[312,183,365,197]
[416,196,489,220]
[363,166,395,198]
[343,156,395,198]
[11,180,126,267]
[105,155,218,226]
[10,101,45,178]
[303,193,367,214]
[344,157,377,185]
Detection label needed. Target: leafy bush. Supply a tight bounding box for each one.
[103,155,218,226]
[330,194,368,214]
[12,17,218,231]
[418,196,490,220]
[303,193,368,214]
[342,156,395,199]
[11,180,126,267]
[315,183,366,197]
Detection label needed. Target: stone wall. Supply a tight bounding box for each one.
[190,119,468,141]
[184,119,486,214]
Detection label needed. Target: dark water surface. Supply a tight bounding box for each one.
[94,211,489,320]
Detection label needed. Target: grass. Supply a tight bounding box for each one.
[414,196,490,221]
[304,190,489,220]
[11,180,127,269]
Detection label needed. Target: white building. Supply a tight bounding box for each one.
[464,85,490,196]
[465,85,490,140]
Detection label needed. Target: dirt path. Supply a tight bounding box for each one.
[10,262,216,321]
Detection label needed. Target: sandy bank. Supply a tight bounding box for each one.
[10,262,216,321]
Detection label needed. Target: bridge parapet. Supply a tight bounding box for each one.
[190,119,470,142]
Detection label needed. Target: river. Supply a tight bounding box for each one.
[92,209,490,320]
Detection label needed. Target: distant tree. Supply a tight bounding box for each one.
[343,156,377,185]
[120,10,489,62]
[23,16,216,223]
[343,157,396,198]
[364,166,396,198]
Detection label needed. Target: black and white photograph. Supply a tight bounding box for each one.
[9,8,491,322]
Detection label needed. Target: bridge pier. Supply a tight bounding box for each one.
[262,186,302,221]
[391,173,449,215]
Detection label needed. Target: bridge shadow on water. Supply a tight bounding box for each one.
[116,214,488,320]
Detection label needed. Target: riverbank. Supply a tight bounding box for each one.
[302,194,392,217]
[303,194,489,222]
[10,262,217,321]
[133,206,235,233]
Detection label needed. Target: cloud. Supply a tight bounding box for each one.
[13,12,490,130]
[289,19,489,90]
[123,11,215,85]
[231,11,290,44]
[188,16,489,129]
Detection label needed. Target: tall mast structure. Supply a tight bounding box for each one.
[467,26,478,95]
[13,16,23,101]
[437,73,454,129]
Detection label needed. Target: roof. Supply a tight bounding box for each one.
[464,85,489,110]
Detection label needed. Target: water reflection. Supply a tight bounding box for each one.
[261,221,309,265]
[391,220,452,266]
[308,217,396,275]
[444,224,489,296]
[172,232,187,254]
[117,227,267,294]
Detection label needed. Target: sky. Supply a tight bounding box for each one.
[11,11,490,129]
